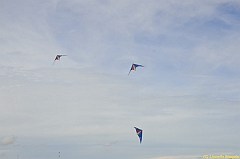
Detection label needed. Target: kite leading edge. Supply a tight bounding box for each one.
[134,127,143,144]
[52,55,67,66]
[128,63,144,75]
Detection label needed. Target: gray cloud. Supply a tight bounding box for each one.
[0,150,8,157]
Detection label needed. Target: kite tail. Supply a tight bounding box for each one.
[128,70,131,75]
[52,60,56,66]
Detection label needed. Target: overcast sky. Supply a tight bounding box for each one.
[1,0,240,159]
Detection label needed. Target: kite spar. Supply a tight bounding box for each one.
[128,63,144,75]
[52,55,67,66]
[134,127,143,144]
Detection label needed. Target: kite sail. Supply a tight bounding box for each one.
[128,63,144,75]
[134,127,143,144]
[52,55,67,66]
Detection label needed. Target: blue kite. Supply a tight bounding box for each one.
[52,55,67,66]
[128,63,144,75]
[134,127,143,144]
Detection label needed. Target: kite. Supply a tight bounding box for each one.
[52,55,67,66]
[134,127,143,144]
[128,63,144,75]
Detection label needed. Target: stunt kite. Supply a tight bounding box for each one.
[128,63,144,75]
[52,55,67,66]
[134,127,143,144]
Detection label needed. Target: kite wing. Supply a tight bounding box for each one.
[128,63,144,75]
[134,127,143,143]
[52,55,67,66]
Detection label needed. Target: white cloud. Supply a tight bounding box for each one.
[103,141,118,146]
[1,136,16,146]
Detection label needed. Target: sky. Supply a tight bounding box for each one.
[1,0,240,159]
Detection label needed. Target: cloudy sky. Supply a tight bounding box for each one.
[1,0,240,159]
